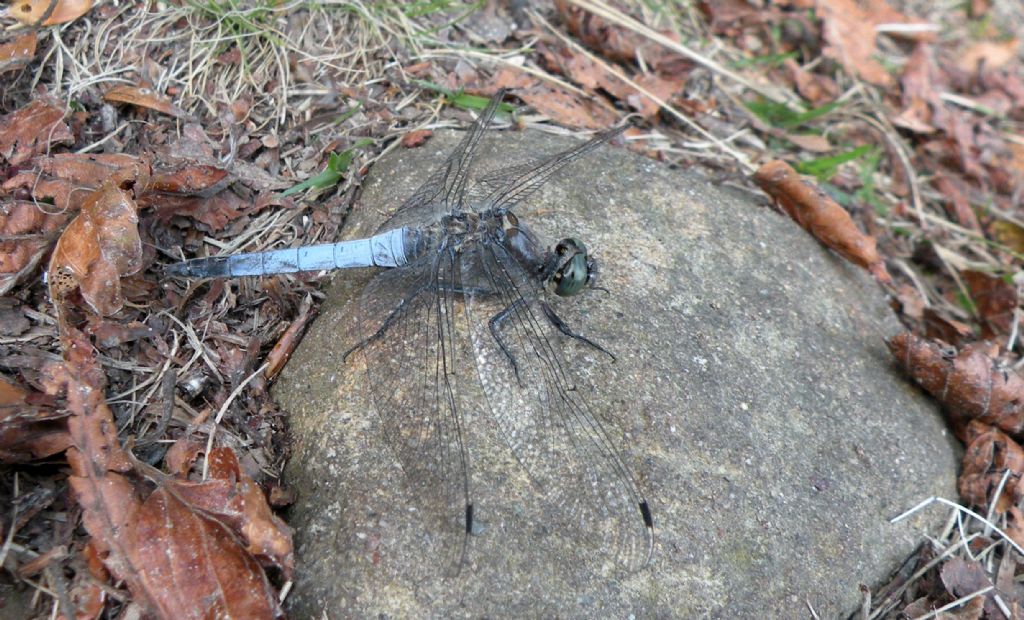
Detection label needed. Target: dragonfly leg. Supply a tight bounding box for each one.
[342,286,430,362]
[489,299,526,386]
[540,301,616,362]
[343,283,497,362]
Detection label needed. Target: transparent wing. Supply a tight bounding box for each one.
[460,238,653,573]
[378,90,507,231]
[475,126,628,214]
[353,251,475,576]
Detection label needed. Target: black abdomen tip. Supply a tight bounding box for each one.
[640,500,653,528]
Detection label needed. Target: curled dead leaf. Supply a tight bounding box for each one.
[0,31,37,76]
[0,373,69,463]
[0,97,73,166]
[401,129,433,148]
[51,329,286,619]
[4,0,92,26]
[888,333,1024,439]
[753,159,892,283]
[515,85,618,129]
[47,177,146,316]
[959,421,1024,513]
[962,270,1018,339]
[103,84,186,118]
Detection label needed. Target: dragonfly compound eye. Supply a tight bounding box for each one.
[552,238,591,297]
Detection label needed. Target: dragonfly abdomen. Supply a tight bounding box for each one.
[166,227,421,277]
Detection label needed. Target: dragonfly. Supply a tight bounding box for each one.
[167,90,653,575]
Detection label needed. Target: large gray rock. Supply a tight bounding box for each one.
[276,130,959,617]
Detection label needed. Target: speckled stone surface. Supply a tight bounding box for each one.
[276,130,959,618]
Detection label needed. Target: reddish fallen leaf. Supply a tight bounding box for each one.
[147,189,252,232]
[957,38,1020,73]
[894,284,925,320]
[4,0,92,25]
[753,159,892,283]
[515,85,618,130]
[0,31,37,75]
[933,175,979,231]
[264,295,315,381]
[784,133,832,153]
[103,84,186,118]
[0,97,73,165]
[126,486,284,619]
[962,270,1018,339]
[555,0,689,75]
[159,448,294,576]
[939,557,1004,618]
[959,421,1024,512]
[698,0,762,36]
[817,0,931,87]
[783,58,839,106]
[149,164,230,194]
[535,31,686,120]
[891,43,944,134]
[0,374,69,463]
[46,330,285,619]
[0,200,68,280]
[401,129,432,148]
[48,175,147,316]
[922,307,974,347]
[888,333,1024,439]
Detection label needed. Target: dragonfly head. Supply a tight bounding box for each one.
[550,238,594,297]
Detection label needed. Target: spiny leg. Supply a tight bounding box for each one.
[343,281,498,362]
[343,284,430,362]
[540,301,616,362]
[489,298,528,386]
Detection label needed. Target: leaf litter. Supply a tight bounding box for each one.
[1,0,1024,617]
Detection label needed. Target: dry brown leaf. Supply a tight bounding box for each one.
[783,58,839,105]
[401,129,433,149]
[515,85,618,130]
[124,487,285,619]
[103,84,186,118]
[817,0,929,87]
[162,448,294,576]
[698,0,762,35]
[554,0,687,75]
[933,175,980,231]
[0,97,73,165]
[146,189,251,232]
[49,330,285,619]
[4,0,92,25]
[0,31,37,75]
[891,43,943,134]
[753,159,892,283]
[939,557,1003,618]
[957,38,1020,73]
[959,421,1024,512]
[888,333,1024,439]
[962,270,1018,338]
[47,174,148,316]
[922,307,974,347]
[0,373,69,463]
[784,133,833,152]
